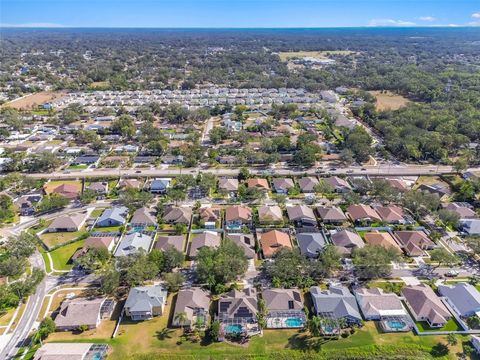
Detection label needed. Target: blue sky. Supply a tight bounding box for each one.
[1,0,480,28]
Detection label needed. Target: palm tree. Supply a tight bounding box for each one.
[307,316,322,337]
[174,311,189,333]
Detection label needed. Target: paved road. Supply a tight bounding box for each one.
[21,164,479,180]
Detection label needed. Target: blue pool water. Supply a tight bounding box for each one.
[225,324,243,334]
[322,325,335,333]
[387,320,406,330]
[285,318,304,327]
[91,353,103,360]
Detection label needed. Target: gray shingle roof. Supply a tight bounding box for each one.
[310,285,361,321]
[437,283,480,317]
[296,232,327,257]
[114,232,153,257]
[125,285,167,313]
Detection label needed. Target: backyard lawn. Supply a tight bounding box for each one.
[40,229,87,248]
[48,240,85,271]
[416,318,462,332]
[91,226,122,233]
[90,209,104,218]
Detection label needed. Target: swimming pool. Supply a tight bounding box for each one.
[386,320,406,330]
[225,324,243,334]
[322,325,335,333]
[285,318,304,327]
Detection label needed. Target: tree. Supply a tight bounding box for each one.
[238,167,250,181]
[33,317,56,343]
[163,246,185,272]
[429,248,458,268]
[314,179,334,194]
[467,236,480,255]
[167,187,186,205]
[77,324,89,333]
[119,188,153,211]
[75,247,111,272]
[208,320,221,340]
[98,267,120,295]
[174,311,188,331]
[447,333,458,346]
[307,316,322,337]
[6,232,36,258]
[344,126,373,163]
[79,188,97,205]
[0,194,14,224]
[352,245,399,279]
[453,158,468,173]
[164,272,185,292]
[257,298,268,329]
[209,127,228,145]
[36,194,70,213]
[339,149,355,165]
[264,248,310,288]
[437,209,460,228]
[111,115,136,138]
[26,152,62,173]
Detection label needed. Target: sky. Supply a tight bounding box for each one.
[1,0,480,28]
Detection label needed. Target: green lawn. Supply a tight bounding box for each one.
[49,240,85,271]
[40,230,87,248]
[90,209,104,218]
[416,318,462,332]
[92,226,121,233]
[67,165,88,170]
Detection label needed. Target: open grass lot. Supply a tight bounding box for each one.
[43,180,82,194]
[369,90,410,111]
[40,229,87,248]
[0,308,16,326]
[2,91,66,110]
[279,50,355,61]
[416,318,462,332]
[49,240,85,271]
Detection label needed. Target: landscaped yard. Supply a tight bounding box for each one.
[416,318,462,332]
[48,240,85,271]
[92,226,122,233]
[40,229,87,248]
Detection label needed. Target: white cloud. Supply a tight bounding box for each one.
[472,12,480,19]
[368,19,416,27]
[418,16,436,22]
[0,23,65,28]
[468,21,480,26]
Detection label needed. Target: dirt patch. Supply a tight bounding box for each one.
[278,50,355,61]
[369,91,409,111]
[3,91,66,110]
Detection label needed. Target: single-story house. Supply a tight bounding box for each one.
[150,178,171,194]
[218,178,239,193]
[225,206,252,230]
[330,229,364,255]
[49,183,81,199]
[87,181,108,195]
[163,206,192,225]
[374,205,407,224]
[296,232,328,258]
[262,288,306,328]
[355,287,408,321]
[316,206,347,224]
[54,297,114,331]
[459,219,480,235]
[298,177,319,193]
[442,203,476,219]
[199,207,220,223]
[259,230,292,258]
[310,285,362,325]
[226,234,256,259]
[85,235,116,252]
[33,343,108,360]
[364,231,402,252]
[347,204,381,224]
[96,206,129,227]
[258,205,283,224]
[246,178,270,192]
[394,231,435,257]
[118,179,141,189]
[172,288,210,328]
[272,178,294,194]
[130,207,157,227]
[437,283,480,318]
[47,212,88,232]
[154,235,185,252]
[124,285,168,320]
[114,232,153,257]
[189,231,221,257]
[217,288,258,325]
[286,205,317,227]
[326,176,352,193]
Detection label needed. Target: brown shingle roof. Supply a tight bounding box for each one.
[260,230,292,257]
[225,206,252,222]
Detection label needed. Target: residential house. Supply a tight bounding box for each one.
[401,284,451,328]
[316,206,347,224]
[272,178,294,194]
[258,205,283,225]
[471,335,480,354]
[259,230,292,258]
[437,283,480,318]
[47,212,88,232]
[246,178,270,192]
[154,235,186,252]
[87,181,108,195]
[199,207,220,223]
[326,176,352,193]
[163,206,192,225]
[374,205,407,224]
[114,232,153,257]
[150,178,171,194]
[310,285,362,325]
[124,285,168,320]
[385,178,409,192]
[84,235,116,252]
[33,343,108,360]
[298,176,319,193]
[217,288,258,325]
[394,231,435,256]
[15,193,42,216]
[330,229,364,255]
[49,183,81,199]
[54,297,114,331]
[225,206,252,230]
[286,205,317,227]
[189,231,221,257]
[262,289,306,328]
[226,234,256,259]
[347,204,381,224]
[459,219,480,235]
[130,207,157,227]
[172,288,210,328]
[218,178,239,194]
[118,179,141,190]
[363,231,401,252]
[96,206,129,227]
[296,232,328,258]
[442,203,477,219]
[72,154,100,166]
[417,183,451,200]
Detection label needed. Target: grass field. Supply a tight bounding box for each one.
[3,91,65,110]
[279,50,355,61]
[40,229,87,248]
[48,239,85,270]
[416,318,462,332]
[0,308,16,326]
[369,90,410,111]
[90,209,105,218]
[43,180,82,194]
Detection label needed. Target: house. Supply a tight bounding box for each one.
[130,207,157,227]
[364,231,401,252]
[385,178,409,192]
[226,234,256,259]
[374,205,407,224]
[163,206,192,224]
[225,206,252,230]
[316,206,347,224]
[459,219,480,235]
[326,176,352,193]
[96,206,129,227]
[286,205,317,227]
[49,183,81,199]
[394,231,435,256]
[217,288,258,325]
[87,181,108,195]
[298,176,319,193]
[246,178,270,192]
[437,283,480,318]
[72,154,100,165]
[118,178,142,189]
[189,231,221,257]
[330,229,364,255]
[218,178,239,193]
[150,178,171,194]
[310,285,362,325]
[471,335,480,354]
[258,205,283,224]
[33,343,108,360]
[354,288,409,327]
[47,212,88,232]
[84,235,116,252]
[114,232,153,257]
[272,178,294,194]
[54,297,114,331]
[259,230,292,257]
[172,288,210,328]
[401,284,451,328]
[262,289,306,328]
[199,207,220,223]
[154,235,185,252]
[347,204,381,224]
[124,285,168,320]
[15,193,42,216]
[417,183,451,200]
[296,232,328,258]
[442,202,477,219]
